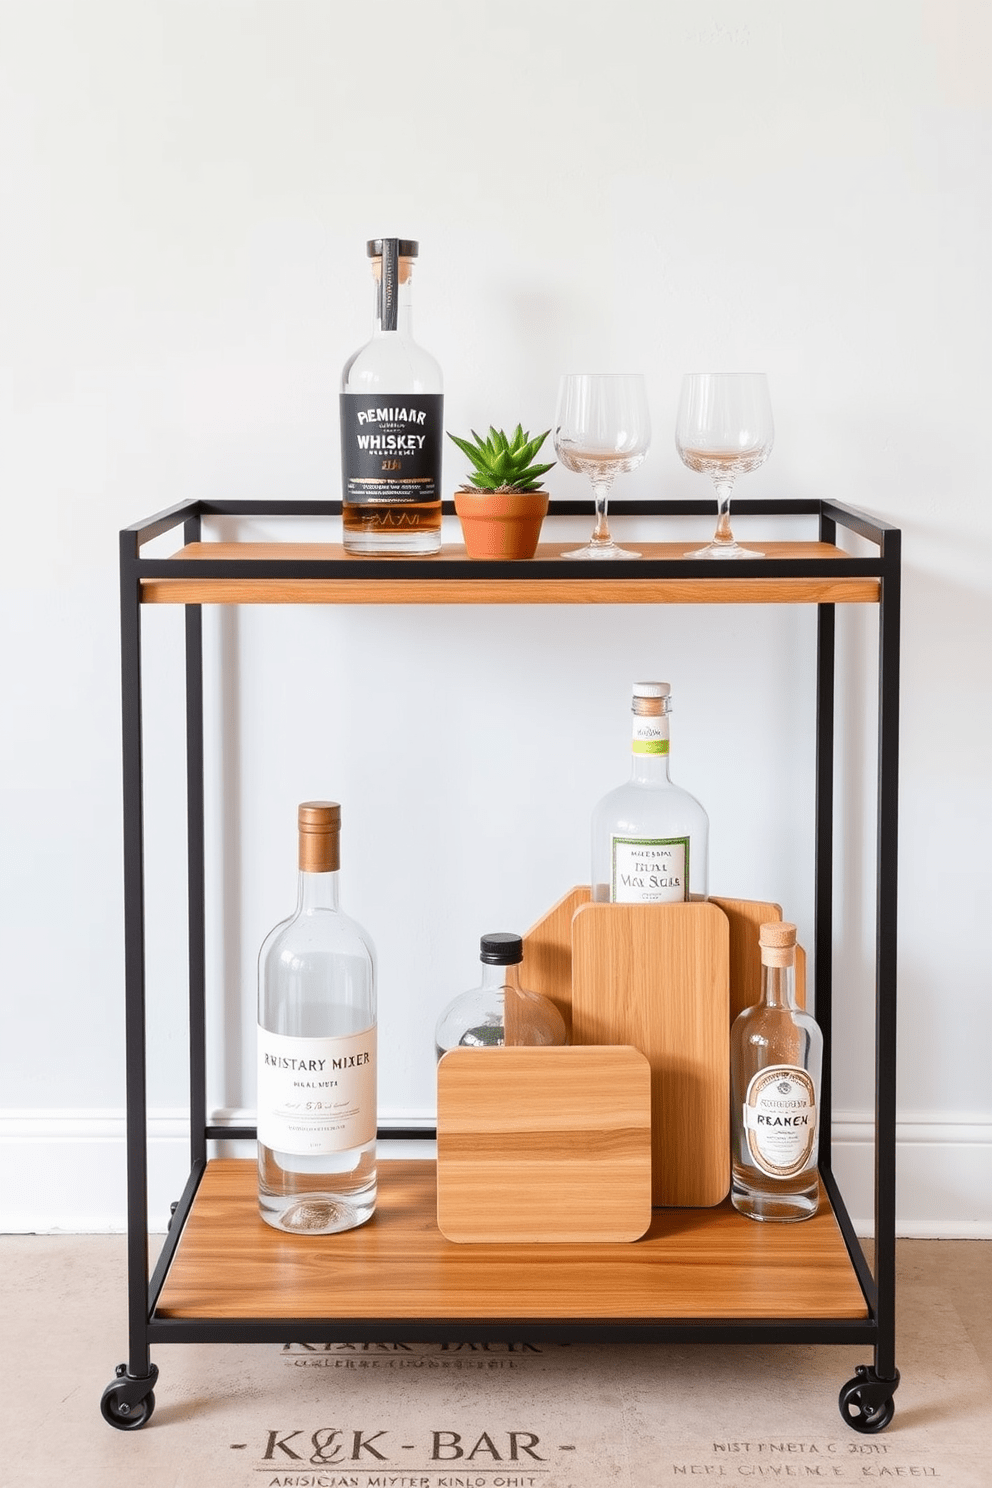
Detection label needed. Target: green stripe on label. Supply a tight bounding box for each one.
[632,739,670,754]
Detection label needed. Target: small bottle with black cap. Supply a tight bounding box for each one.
[340,237,444,555]
[434,933,567,1060]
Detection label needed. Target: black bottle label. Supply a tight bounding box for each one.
[340,393,443,505]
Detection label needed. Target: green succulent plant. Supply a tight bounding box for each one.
[448,424,555,493]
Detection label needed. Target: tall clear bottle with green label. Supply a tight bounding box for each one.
[340,237,443,555]
[591,681,709,902]
[730,921,822,1221]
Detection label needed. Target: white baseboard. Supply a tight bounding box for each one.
[2,1108,990,1237]
[830,1115,992,1238]
[0,1108,437,1233]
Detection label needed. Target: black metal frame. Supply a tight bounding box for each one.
[112,496,900,1425]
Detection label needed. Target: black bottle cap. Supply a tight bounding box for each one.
[367,238,419,258]
[479,932,523,965]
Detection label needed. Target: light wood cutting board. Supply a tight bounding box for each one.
[710,896,806,1016]
[570,901,730,1208]
[520,884,590,1038]
[523,888,804,1028]
[436,1045,652,1243]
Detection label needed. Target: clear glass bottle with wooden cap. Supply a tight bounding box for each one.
[256,802,377,1234]
[340,237,444,555]
[434,933,567,1060]
[591,681,709,902]
[730,921,823,1221]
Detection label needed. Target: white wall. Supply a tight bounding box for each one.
[1,0,990,1235]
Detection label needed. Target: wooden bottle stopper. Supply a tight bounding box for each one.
[759,920,797,967]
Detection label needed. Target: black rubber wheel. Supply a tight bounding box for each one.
[838,1374,896,1433]
[100,1377,156,1430]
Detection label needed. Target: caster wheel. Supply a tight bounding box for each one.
[100,1363,158,1430]
[839,1365,898,1433]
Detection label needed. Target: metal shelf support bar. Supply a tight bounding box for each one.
[815,507,837,1161]
[184,511,208,1168]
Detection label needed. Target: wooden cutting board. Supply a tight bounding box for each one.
[710,896,806,1016]
[571,901,730,1208]
[436,1045,652,1243]
[520,884,590,1038]
[524,888,804,1029]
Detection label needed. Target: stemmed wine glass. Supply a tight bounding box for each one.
[554,373,651,559]
[676,373,774,559]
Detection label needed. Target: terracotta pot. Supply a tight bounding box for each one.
[453,488,550,561]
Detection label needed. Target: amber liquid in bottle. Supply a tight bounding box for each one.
[341,497,442,540]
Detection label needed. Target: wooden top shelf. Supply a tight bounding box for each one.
[155,1159,868,1323]
[140,540,882,605]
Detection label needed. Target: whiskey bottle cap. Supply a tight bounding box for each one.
[298,801,341,833]
[633,681,671,698]
[479,932,523,966]
[367,238,418,258]
[298,801,340,873]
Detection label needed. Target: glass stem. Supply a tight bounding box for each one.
[591,480,615,545]
[712,477,736,545]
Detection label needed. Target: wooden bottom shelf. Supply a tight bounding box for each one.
[155,1159,868,1323]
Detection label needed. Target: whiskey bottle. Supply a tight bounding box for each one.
[730,921,822,1221]
[591,681,709,902]
[434,933,567,1059]
[257,802,377,1234]
[340,237,443,555]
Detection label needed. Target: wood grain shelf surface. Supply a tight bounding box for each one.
[155,1159,868,1322]
[140,541,881,606]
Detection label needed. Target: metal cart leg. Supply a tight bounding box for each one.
[101,529,159,1430]
[838,526,901,1433]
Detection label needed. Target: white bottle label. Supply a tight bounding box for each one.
[743,1065,817,1178]
[611,835,689,903]
[631,715,670,755]
[257,1025,376,1155]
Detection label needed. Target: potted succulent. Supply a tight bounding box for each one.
[449,424,555,560]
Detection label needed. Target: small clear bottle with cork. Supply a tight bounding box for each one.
[434,933,567,1059]
[730,921,823,1221]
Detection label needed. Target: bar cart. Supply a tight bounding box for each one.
[103,497,900,1433]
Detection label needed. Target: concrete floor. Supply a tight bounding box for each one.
[2,1235,990,1487]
